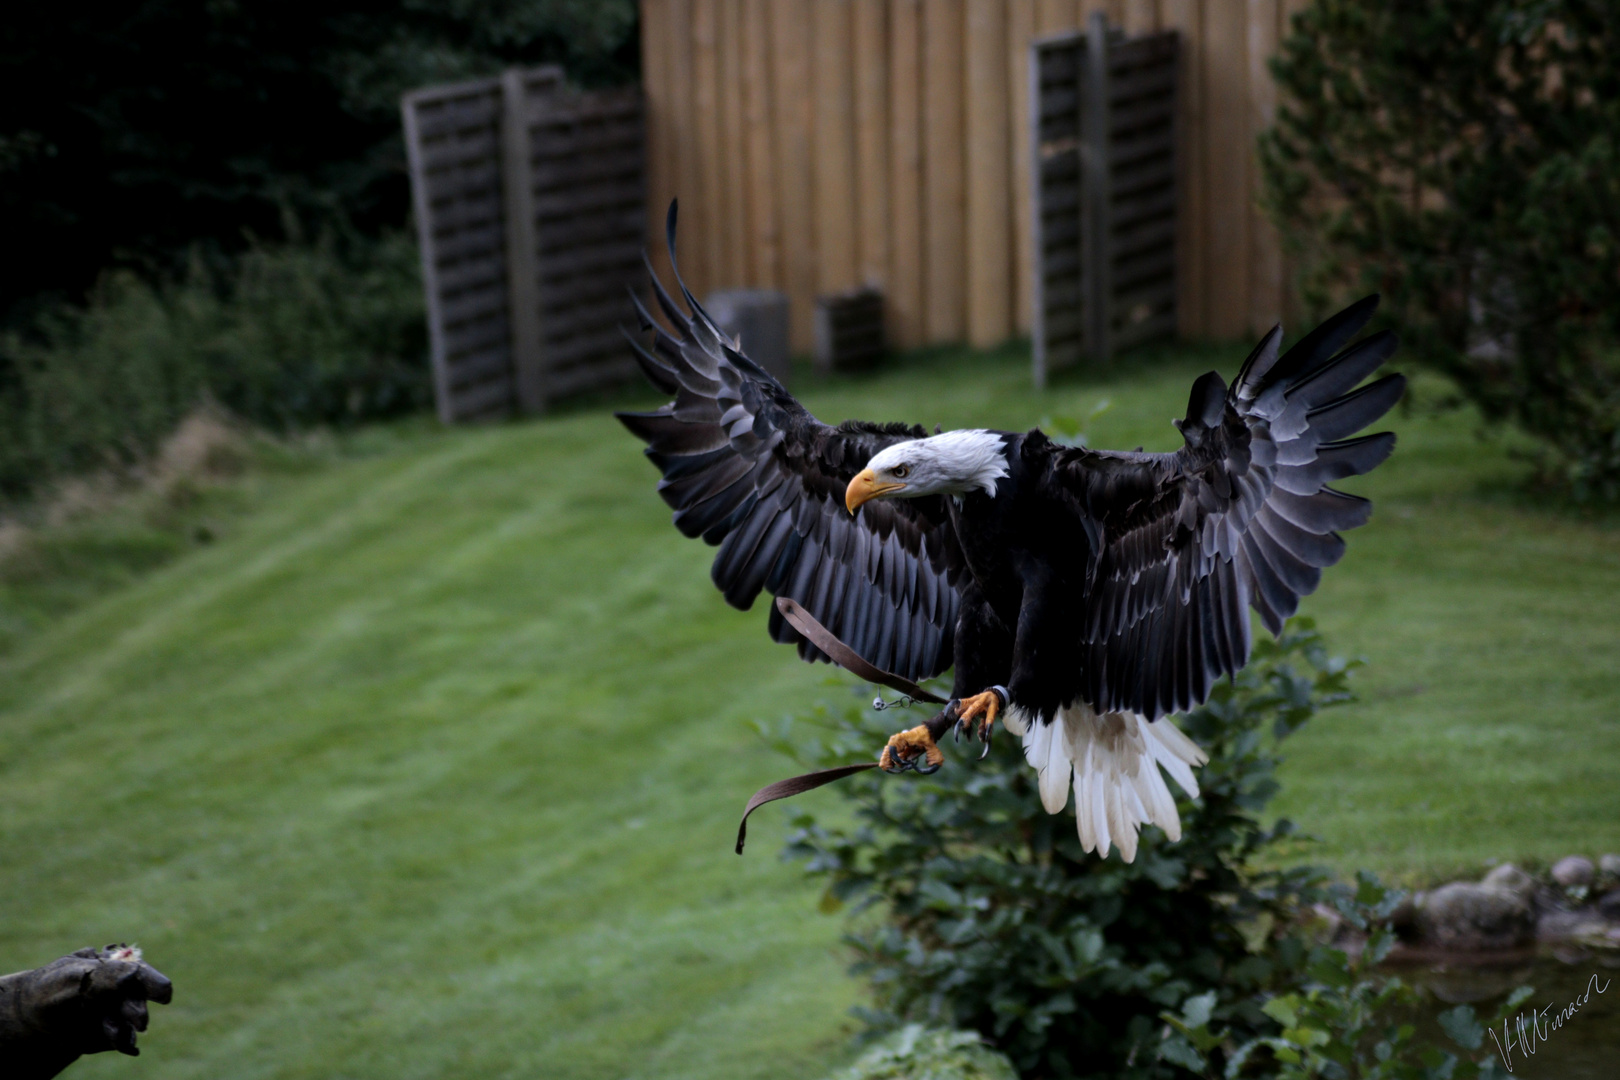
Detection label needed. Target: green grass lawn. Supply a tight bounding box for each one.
[2,341,1617,1078]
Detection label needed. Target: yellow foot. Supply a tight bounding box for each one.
[954,689,1003,759]
[880,724,945,774]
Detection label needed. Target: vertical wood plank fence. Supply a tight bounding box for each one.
[404,67,644,422]
[641,0,1306,356]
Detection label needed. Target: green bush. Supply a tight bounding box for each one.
[1261,0,1620,498]
[0,231,427,499]
[1163,875,1522,1080]
[198,232,430,429]
[773,620,1356,1078]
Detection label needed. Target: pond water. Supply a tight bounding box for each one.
[1389,948,1620,1078]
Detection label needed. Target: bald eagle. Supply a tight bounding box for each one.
[618,207,1403,862]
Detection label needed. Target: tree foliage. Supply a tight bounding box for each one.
[0,1,639,320]
[1261,0,1620,498]
[773,621,1354,1078]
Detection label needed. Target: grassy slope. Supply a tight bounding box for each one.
[2,342,1616,1078]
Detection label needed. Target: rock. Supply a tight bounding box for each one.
[1415,883,1535,950]
[1599,853,1620,878]
[1552,855,1594,888]
[1536,909,1610,942]
[1482,863,1536,899]
[1597,888,1620,920]
[1386,892,1418,934]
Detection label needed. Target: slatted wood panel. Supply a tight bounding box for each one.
[1031,18,1176,382]
[641,0,1300,352]
[404,67,644,421]
[519,86,646,403]
[403,74,547,422]
[1031,40,1084,382]
[1104,26,1179,352]
[814,288,886,371]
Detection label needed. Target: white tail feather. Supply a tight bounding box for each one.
[1029,717,1070,813]
[1017,704,1208,862]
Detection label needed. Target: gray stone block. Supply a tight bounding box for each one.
[1552,855,1595,888]
[1414,883,1535,950]
[1482,863,1536,899]
[705,289,792,386]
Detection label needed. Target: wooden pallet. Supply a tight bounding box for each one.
[403,68,644,421]
[813,287,886,372]
[1031,16,1178,386]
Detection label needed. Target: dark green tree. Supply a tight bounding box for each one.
[0,1,639,322]
[1261,0,1620,498]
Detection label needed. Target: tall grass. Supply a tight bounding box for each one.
[0,231,428,500]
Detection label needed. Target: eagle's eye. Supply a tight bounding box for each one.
[891,464,910,479]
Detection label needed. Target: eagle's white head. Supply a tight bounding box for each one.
[845,429,1010,514]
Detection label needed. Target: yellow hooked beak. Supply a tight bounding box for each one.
[845,468,906,514]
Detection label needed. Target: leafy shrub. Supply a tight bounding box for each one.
[1163,874,1523,1079]
[772,620,1356,1078]
[196,232,429,429]
[827,1026,1019,1080]
[1261,0,1620,498]
[0,231,427,499]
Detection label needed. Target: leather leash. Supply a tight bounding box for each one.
[734,599,954,854]
[775,598,947,706]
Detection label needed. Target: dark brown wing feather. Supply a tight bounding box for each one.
[1048,296,1402,720]
[617,203,965,681]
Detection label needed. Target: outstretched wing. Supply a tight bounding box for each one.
[1050,296,1403,720]
[616,204,966,682]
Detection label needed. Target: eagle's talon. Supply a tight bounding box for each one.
[881,723,943,775]
[880,744,916,773]
[955,689,1002,750]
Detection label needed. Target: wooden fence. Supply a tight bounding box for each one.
[640,0,1305,354]
[403,67,644,422]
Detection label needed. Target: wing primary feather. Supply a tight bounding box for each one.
[621,324,680,394]
[1240,533,1296,633]
[1266,295,1381,388]
[1288,331,1400,410]
[1251,516,1323,596]
[1256,506,1346,568]
[1279,432,1397,493]
[1268,487,1372,532]
[1234,323,1284,399]
[1305,372,1407,441]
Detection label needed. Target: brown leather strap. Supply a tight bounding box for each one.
[735,601,956,854]
[774,597,947,704]
[734,763,878,854]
